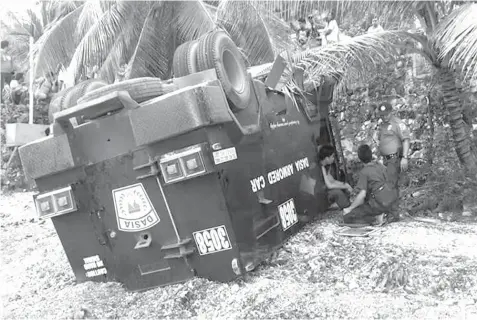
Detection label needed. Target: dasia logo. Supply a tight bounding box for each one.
[112,183,160,232]
[193,225,232,255]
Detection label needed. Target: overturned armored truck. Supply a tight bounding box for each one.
[19,31,343,291]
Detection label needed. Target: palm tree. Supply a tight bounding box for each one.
[253,0,477,172]
[32,0,292,83]
[1,1,80,72]
[31,0,477,172]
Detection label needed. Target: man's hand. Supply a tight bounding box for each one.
[343,207,352,215]
[401,158,409,171]
[344,183,353,193]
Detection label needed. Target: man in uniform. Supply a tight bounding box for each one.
[375,102,411,222]
[343,144,387,225]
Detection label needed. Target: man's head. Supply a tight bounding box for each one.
[0,40,10,49]
[14,72,24,81]
[372,17,379,27]
[376,101,393,122]
[326,10,335,22]
[358,144,373,164]
[1,40,9,49]
[318,144,335,165]
[298,17,306,29]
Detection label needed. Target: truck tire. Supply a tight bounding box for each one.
[173,40,200,77]
[48,79,108,123]
[49,87,74,123]
[197,30,251,111]
[78,77,177,104]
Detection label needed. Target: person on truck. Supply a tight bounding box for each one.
[296,17,311,49]
[342,144,390,225]
[375,101,410,222]
[318,145,352,209]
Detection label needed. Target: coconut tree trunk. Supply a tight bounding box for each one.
[426,94,435,166]
[439,67,477,172]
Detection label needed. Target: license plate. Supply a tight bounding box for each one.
[212,147,237,165]
[193,225,232,255]
[278,198,298,231]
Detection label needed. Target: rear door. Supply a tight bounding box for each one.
[84,149,194,291]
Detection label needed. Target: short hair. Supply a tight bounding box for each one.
[1,40,9,49]
[14,72,23,81]
[318,144,335,161]
[358,144,373,163]
[298,17,306,23]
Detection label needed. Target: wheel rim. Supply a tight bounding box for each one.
[222,49,244,93]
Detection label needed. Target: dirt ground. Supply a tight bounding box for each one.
[1,191,477,319]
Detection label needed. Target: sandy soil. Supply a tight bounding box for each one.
[1,191,477,319]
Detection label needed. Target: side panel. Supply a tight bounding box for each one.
[145,129,243,282]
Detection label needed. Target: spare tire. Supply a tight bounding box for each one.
[78,77,177,104]
[196,30,251,112]
[49,87,75,123]
[48,79,108,123]
[173,40,200,77]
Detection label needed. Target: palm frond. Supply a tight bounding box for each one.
[126,0,216,79]
[203,2,218,19]
[76,0,108,41]
[288,31,409,92]
[433,3,477,80]
[124,2,176,80]
[98,10,146,83]
[257,9,292,56]
[40,1,50,29]
[174,0,216,43]
[69,1,150,81]
[216,0,275,66]
[32,4,85,78]
[26,9,44,39]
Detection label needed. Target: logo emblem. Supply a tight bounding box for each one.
[193,225,232,255]
[112,183,160,232]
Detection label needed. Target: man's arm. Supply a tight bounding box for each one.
[344,168,368,214]
[395,118,411,170]
[321,166,352,191]
[345,189,366,212]
[402,138,410,157]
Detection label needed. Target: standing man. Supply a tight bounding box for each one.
[318,145,353,209]
[375,101,411,222]
[1,40,14,102]
[320,11,340,46]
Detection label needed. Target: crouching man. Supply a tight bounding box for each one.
[342,144,398,225]
[318,145,353,209]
